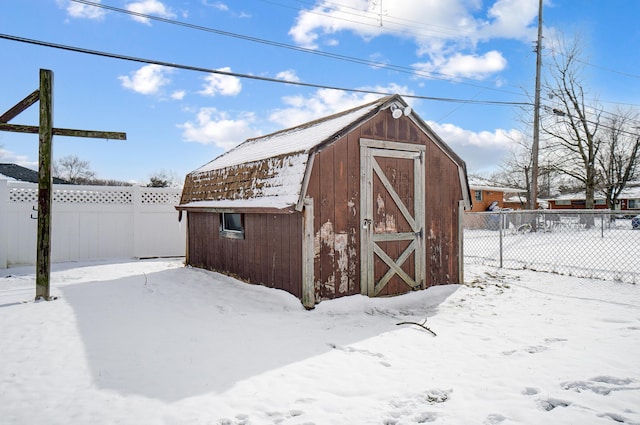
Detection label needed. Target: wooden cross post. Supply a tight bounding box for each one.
[0,69,126,300]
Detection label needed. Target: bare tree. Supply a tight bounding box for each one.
[542,36,602,216]
[53,155,96,184]
[597,108,640,209]
[495,131,532,191]
[147,169,180,188]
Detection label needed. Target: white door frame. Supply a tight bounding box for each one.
[360,138,426,296]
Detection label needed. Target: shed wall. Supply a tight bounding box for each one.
[186,211,303,298]
[306,110,463,301]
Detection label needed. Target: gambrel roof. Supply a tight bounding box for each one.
[179,94,471,212]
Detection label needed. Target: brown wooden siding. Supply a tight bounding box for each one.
[547,201,610,210]
[470,189,504,212]
[186,211,303,298]
[424,143,462,287]
[306,109,463,300]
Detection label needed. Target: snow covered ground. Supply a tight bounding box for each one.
[1,258,639,425]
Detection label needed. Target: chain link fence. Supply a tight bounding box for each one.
[463,209,640,284]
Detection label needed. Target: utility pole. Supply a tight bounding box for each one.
[529,0,543,210]
[0,69,126,300]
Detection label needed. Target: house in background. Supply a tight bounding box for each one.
[468,177,527,211]
[547,183,640,214]
[177,94,471,308]
[0,163,69,184]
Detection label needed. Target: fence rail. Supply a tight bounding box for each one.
[463,209,640,284]
[0,180,186,268]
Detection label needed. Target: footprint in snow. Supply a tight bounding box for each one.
[562,376,638,395]
[263,410,309,424]
[525,345,548,354]
[484,413,507,424]
[597,412,635,423]
[218,414,250,425]
[327,342,386,360]
[537,398,571,411]
[544,337,568,343]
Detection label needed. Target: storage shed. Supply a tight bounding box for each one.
[177,94,471,308]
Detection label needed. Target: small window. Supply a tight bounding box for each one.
[220,213,244,239]
[474,190,483,202]
[555,200,571,206]
[629,199,640,209]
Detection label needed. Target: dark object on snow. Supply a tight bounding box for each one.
[632,216,640,230]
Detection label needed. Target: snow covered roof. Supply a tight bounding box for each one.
[547,184,640,201]
[179,94,470,211]
[179,96,393,210]
[468,177,525,193]
[194,100,382,173]
[620,184,640,198]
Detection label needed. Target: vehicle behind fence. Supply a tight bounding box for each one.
[463,209,640,284]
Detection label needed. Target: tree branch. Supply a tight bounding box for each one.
[396,319,437,336]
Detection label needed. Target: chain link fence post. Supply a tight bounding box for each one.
[463,209,640,284]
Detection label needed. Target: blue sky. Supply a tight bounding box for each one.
[1,0,639,184]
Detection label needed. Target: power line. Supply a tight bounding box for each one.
[296,0,640,83]
[257,0,472,39]
[67,0,528,98]
[269,0,640,107]
[0,33,531,107]
[83,0,640,113]
[576,59,640,80]
[540,104,640,138]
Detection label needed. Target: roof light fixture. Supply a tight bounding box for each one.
[390,103,412,119]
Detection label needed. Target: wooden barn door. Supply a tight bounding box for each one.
[360,138,426,296]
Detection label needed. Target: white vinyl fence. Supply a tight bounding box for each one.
[0,180,185,268]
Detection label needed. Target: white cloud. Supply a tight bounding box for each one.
[426,120,523,172]
[171,90,186,100]
[199,68,242,97]
[125,0,175,25]
[118,64,172,95]
[275,70,301,83]
[288,0,540,80]
[414,50,507,80]
[479,0,539,40]
[62,0,106,19]
[179,108,259,150]
[202,1,228,12]
[0,147,36,169]
[269,84,412,128]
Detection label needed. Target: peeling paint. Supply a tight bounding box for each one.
[315,219,353,295]
[335,233,349,294]
[319,220,335,259]
[374,214,397,233]
[348,199,357,216]
[376,193,385,215]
